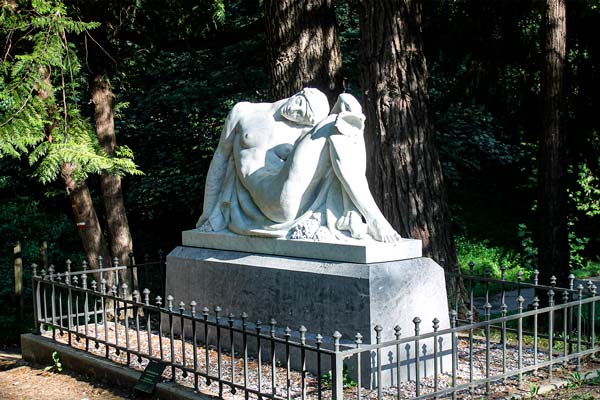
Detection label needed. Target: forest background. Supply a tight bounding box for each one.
[0,0,598,343]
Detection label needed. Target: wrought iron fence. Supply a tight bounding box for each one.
[30,259,600,399]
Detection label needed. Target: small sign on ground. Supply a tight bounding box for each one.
[134,361,167,394]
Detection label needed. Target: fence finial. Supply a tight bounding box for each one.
[190,301,197,317]
[532,296,540,309]
[31,263,38,277]
[299,325,307,345]
[374,325,383,343]
[167,295,174,311]
[332,331,342,351]
[91,280,97,292]
[548,289,555,306]
[113,257,119,268]
[179,301,185,314]
[96,257,102,269]
[534,269,539,285]
[550,276,557,287]
[133,290,140,303]
[432,318,440,331]
[269,318,277,337]
[562,290,569,304]
[517,296,524,313]
[121,283,128,298]
[284,326,291,340]
[413,317,421,335]
[143,288,150,305]
[155,296,162,307]
[355,332,363,346]
[394,325,402,339]
[569,274,575,290]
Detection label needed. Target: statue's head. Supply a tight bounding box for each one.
[280,88,330,126]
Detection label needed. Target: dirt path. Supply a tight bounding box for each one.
[0,349,131,400]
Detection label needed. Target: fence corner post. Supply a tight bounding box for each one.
[332,331,344,400]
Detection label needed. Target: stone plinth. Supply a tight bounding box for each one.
[182,229,422,264]
[165,246,451,387]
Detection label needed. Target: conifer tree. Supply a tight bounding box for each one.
[0,0,141,270]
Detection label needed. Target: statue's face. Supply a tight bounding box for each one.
[281,94,313,126]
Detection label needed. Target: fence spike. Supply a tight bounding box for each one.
[155,296,162,307]
[66,259,72,273]
[167,295,174,311]
[91,280,97,291]
[214,306,222,319]
[95,257,101,269]
[269,318,277,337]
[299,325,307,345]
[111,285,118,297]
[501,303,508,317]
[133,290,140,303]
[202,307,210,318]
[315,333,323,345]
[355,332,363,345]
[532,296,540,309]
[48,265,55,281]
[592,285,598,297]
[122,283,128,298]
[190,301,197,317]
[569,274,576,290]
[467,309,474,323]
[517,296,524,312]
[56,272,62,282]
[255,320,262,334]
[433,318,440,331]
[550,276,557,287]
[82,260,88,271]
[31,263,38,277]
[228,313,235,327]
[143,288,150,305]
[113,257,119,268]
[413,317,421,335]
[534,269,539,285]
[450,310,457,328]
[394,325,402,339]
[179,301,185,314]
[517,270,523,283]
[374,325,383,343]
[241,312,248,330]
[332,331,342,351]
[81,272,87,289]
[577,284,584,299]
[548,290,555,306]
[284,326,291,339]
[563,290,569,304]
[72,275,79,286]
[484,303,492,320]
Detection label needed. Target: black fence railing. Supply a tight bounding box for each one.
[30,260,600,399]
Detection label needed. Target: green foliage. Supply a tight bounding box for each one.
[44,351,63,373]
[321,366,357,389]
[0,0,140,184]
[457,235,531,279]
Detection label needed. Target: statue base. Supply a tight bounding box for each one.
[182,229,422,264]
[165,246,451,387]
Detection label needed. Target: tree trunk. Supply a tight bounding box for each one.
[538,0,568,286]
[358,0,465,312]
[60,163,111,275]
[91,75,135,288]
[264,0,343,104]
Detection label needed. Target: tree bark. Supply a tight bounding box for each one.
[264,0,343,104]
[358,0,465,312]
[60,163,111,274]
[91,75,135,287]
[538,0,568,286]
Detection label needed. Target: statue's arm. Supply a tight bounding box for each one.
[196,104,240,228]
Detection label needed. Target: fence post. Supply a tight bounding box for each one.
[332,331,343,400]
[14,241,23,325]
[31,263,40,334]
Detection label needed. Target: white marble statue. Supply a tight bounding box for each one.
[196,88,401,243]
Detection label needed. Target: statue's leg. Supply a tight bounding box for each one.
[328,134,401,242]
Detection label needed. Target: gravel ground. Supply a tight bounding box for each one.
[40,320,600,399]
[0,348,131,400]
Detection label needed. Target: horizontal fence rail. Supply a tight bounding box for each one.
[29,258,600,399]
